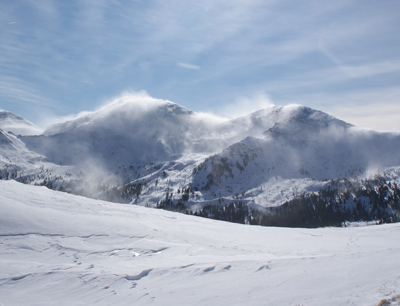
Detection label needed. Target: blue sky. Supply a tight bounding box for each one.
[1,0,400,131]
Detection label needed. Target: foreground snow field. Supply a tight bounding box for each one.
[1,180,399,306]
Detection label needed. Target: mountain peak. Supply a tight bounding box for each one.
[97,95,191,115]
[0,110,43,136]
[264,105,353,139]
[43,95,194,136]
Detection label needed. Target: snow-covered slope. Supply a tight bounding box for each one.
[0,110,43,136]
[1,180,399,306]
[0,129,46,176]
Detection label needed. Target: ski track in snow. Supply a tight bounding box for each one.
[1,180,400,305]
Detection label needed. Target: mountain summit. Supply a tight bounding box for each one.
[0,110,43,136]
[26,96,229,164]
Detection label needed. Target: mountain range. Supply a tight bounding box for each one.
[2,96,400,227]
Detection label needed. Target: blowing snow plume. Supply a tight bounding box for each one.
[23,94,231,166]
[219,93,276,120]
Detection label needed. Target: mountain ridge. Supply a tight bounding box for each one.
[1,96,400,227]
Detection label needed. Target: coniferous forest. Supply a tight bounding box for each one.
[157,176,400,228]
[3,164,400,228]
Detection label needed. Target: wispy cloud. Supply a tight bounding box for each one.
[177,63,200,70]
[0,0,399,131]
[217,92,275,119]
[0,76,54,108]
[327,87,400,132]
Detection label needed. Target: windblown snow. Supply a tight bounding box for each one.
[1,180,399,306]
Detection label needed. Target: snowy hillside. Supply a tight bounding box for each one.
[1,180,399,306]
[2,96,400,227]
[0,129,49,179]
[0,110,43,136]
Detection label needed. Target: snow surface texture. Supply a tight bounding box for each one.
[0,180,399,306]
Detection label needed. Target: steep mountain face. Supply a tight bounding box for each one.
[2,97,400,226]
[0,111,43,136]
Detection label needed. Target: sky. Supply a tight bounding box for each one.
[1,0,400,131]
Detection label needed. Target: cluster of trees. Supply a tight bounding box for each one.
[4,160,400,228]
[157,177,400,228]
[157,192,189,213]
[0,167,18,180]
[195,202,249,224]
[92,182,145,203]
[254,178,399,227]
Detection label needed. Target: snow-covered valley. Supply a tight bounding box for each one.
[1,180,400,305]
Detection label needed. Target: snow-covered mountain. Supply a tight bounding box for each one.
[2,96,400,226]
[0,110,43,136]
[23,96,229,165]
[192,105,400,193]
[1,180,400,306]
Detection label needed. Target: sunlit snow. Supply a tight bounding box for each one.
[1,180,399,305]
